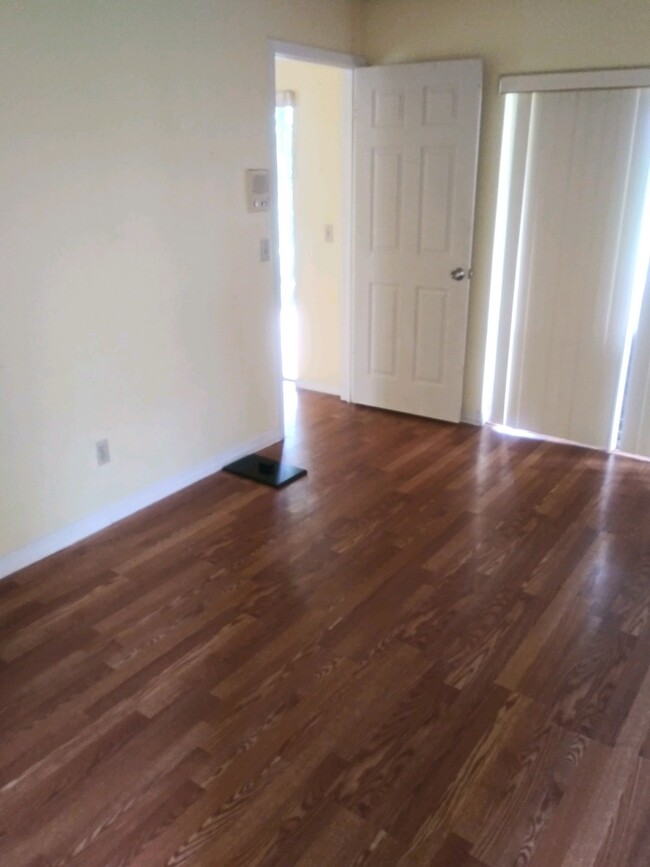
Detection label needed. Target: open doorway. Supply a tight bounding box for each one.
[272,51,353,413]
[274,88,299,384]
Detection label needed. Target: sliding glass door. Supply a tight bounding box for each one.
[485,81,650,454]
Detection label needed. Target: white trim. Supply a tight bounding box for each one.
[614,449,650,465]
[270,40,366,70]
[461,410,484,427]
[500,67,650,95]
[0,427,283,581]
[340,67,354,402]
[295,379,340,397]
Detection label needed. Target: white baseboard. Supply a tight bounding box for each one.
[461,410,484,427]
[294,379,340,397]
[0,427,283,581]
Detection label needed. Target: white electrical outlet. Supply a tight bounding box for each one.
[96,439,111,466]
[260,238,270,262]
[325,224,334,243]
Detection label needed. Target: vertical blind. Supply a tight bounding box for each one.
[488,86,650,451]
[619,264,650,456]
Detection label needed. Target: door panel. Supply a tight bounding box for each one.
[419,146,455,253]
[368,282,399,376]
[414,287,447,384]
[352,60,483,422]
[370,149,403,250]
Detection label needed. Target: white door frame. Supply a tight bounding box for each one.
[268,40,366,433]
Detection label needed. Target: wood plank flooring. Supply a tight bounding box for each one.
[2,388,650,865]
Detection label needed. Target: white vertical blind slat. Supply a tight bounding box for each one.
[620,273,650,456]
[617,93,650,456]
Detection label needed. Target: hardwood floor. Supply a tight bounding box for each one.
[2,387,650,865]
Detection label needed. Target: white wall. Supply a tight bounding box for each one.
[275,58,345,395]
[359,0,650,422]
[0,0,356,561]
[10,0,650,568]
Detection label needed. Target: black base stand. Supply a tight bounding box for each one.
[223,454,307,489]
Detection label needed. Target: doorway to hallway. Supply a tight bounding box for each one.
[273,55,349,398]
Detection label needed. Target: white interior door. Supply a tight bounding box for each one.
[351,59,483,422]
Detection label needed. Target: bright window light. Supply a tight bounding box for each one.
[491,423,542,441]
[609,156,650,451]
[491,423,587,450]
[482,94,518,425]
[275,103,298,382]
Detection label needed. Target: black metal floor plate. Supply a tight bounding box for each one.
[222,454,307,489]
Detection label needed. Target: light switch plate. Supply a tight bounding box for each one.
[246,169,270,213]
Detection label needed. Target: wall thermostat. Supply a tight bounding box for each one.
[246,169,270,213]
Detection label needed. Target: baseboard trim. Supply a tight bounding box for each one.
[0,427,283,581]
[294,379,340,397]
[461,410,484,427]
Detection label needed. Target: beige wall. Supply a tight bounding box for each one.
[359,0,650,421]
[0,0,356,559]
[6,0,650,564]
[275,58,346,394]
